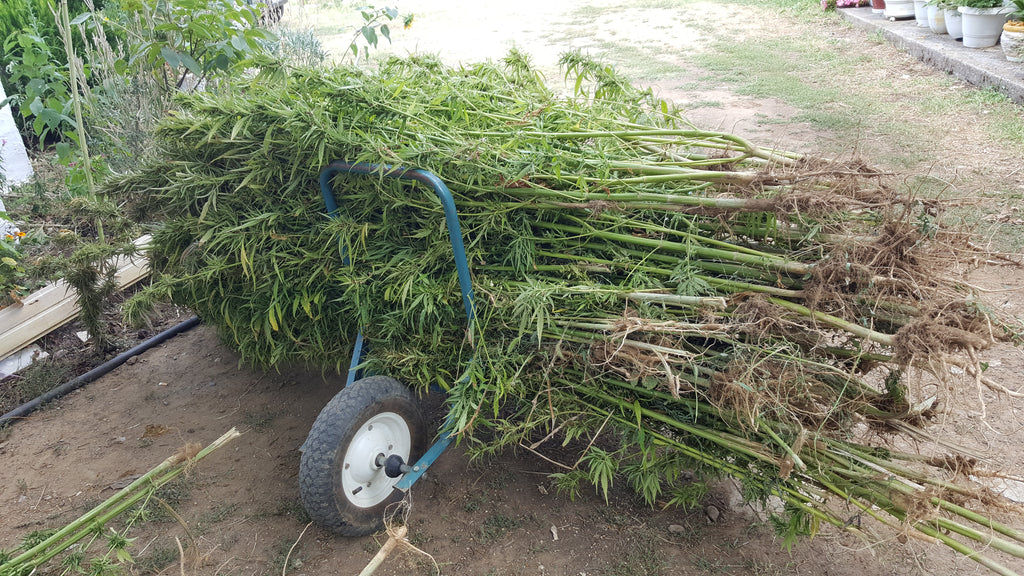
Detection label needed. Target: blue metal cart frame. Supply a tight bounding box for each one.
[318,160,474,493]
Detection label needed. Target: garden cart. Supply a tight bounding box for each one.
[298,161,472,536]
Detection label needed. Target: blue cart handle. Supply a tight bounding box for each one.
[319,161,476,327]
[320,162,465,491]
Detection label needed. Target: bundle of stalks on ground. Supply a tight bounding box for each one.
[0,429,240,576]
[106,51,1024,573]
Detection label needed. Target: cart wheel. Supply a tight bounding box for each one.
[299,376,427,536]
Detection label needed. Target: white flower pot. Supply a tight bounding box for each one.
[884,0,915,19]
[945,8,964,39]
[913,0,929,26]
[958,6,1014,48]
[927,5,947,33]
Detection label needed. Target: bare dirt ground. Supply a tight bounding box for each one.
[3,2,1024,575]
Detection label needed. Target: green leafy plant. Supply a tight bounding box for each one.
[1007,0,1024,22]
[0,0,115,149]
[344,4,412,63]
[1,29,74,145]
[61,241,121,352]
[130,0,276,92]
[65,154,111,197]
[958,0,1005,8]
[0,0,99,71]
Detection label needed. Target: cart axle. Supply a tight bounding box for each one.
[379,453,414,478]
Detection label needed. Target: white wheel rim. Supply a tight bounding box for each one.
[341,411,412,508]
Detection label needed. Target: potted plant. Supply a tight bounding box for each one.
[1003,0,1024,60]
[914,0,931,25]
[958,0,1014,47]
[925,0,949,32]
[885,0,916,18]
[945,0,966,38]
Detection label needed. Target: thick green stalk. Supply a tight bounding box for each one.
[832,441,1008,504]
[839,479,1021,576]
[604,160,760,177]
[760,423,806,473]
[912,524,1020,576]
[766,297,895,347]
[537,169,761,187]
[469,128,798,165]
[533,221,810,276]
[932,517,1024,559]
[552,327,719,366]
[617,125,803,164]
[533,249,674,278]
[1,429,241,573]
[598,213,795,260]
[931,499,1024,546]
[702,276,804,298]
[535,249,785,295]
[497,185,768,209]
[607,245,803,287]
[575,384,778,465]
[55,0,102,241]
[619,291,727,309]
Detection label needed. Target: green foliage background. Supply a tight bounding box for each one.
[0,0,102,69]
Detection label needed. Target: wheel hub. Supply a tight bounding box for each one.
[340,412,412,508]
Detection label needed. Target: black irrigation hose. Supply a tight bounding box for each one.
[0,316,201,426]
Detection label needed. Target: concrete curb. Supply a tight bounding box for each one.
[838,7,1024,105]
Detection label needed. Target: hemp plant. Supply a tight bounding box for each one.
[102,53,1024,574]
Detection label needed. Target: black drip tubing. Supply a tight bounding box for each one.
[0,316,201,426]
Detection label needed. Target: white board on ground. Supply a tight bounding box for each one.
[0,345,49,380]
[0,235,152,360]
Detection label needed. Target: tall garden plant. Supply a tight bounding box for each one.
[2,0,280,351]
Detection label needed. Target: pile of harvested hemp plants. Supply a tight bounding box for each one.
[106,51,1024,573]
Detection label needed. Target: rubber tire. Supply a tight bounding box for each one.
[299,376,427,536]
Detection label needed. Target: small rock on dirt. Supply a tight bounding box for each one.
[126,356,138,365]
[705,505,720,523]
[668,524,686,534]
